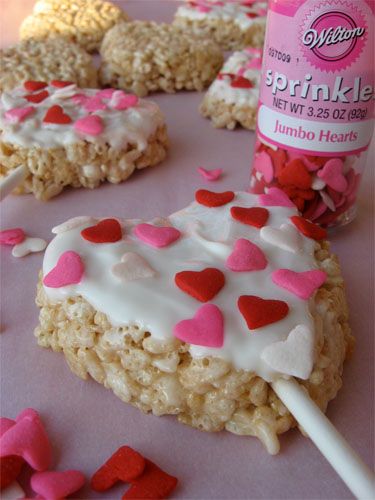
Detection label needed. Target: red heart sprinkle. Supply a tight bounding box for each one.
[230,206,269,228]
[25,91,49,103]
[278,159,312,190]
[24,81,47,92]
[122,459,178,500]
[195,189,235,207]
[238,295,289,330]
[175,268,225,302]
[305,155,327,167]
[81,219,122,243]
[267,148,287,178]
[0,455,24,489]
[51,80,74,88]
[231,76,254,88]
[292,196,305,212]
[246,12,257,18]
[43,105,72,124]
[91,446,146,492]
[290,215,327,240]
[282,186,315,201]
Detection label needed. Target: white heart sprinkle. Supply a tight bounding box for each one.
[112,252,156,282]
[261,324,314,379]
[260,223,301,253]
[311,176,326,190]
[12,237,47,258]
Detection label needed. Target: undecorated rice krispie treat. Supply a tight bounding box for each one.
[0,38,98,93]
[173,0,268,50]
[200,47,262,130]
[35,190,352,454]
[20,0,128,53]
[0,82,168,200]
[99,21,224,97]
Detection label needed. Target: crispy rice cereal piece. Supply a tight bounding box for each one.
[200,48,262,130]
[20,0,128,53]
[0,38,97,92]
[0,84,168,200]
[35,198,352,455]
[173,1,267,50]
[99,21,224,97]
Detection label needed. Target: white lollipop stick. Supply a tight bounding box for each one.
[0,165,27,201]
[272,377,375,499]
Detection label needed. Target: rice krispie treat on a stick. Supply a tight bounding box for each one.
[99,21,224,97]
[173,0,268,51]
[35,190,352,454]
[0,38,98,93]
[200,47,262,130]
[0,83,168,200]
[20,0,128,53]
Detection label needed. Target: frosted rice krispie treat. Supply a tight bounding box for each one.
[173,0,268,50]
[200,47,262,130]
[0,38,98,93]
[99,21,224,97]
[0,82,168,200]
[20,0,128,53]
[35,190,352,454]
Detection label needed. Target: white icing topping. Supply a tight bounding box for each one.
[0,84,165,150]
[42,192,321,382]
[176,1,268,30]
[206,49,262,106]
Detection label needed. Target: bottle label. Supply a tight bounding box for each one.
[257,0,374,156]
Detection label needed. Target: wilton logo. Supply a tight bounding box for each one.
[300,2,367,72]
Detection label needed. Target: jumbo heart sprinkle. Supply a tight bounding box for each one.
[238,295,289,330]
[260,223,301,253]
[134,223,181,248]
[91,446,146,492]
[112,253,156,282]
[290,215,327,240]
[43,105,72,125]
[4,107,34,124]
[226,239,267,272]
[12,237,47,258]
[173,303,224,347]
[81,219,122,243]
[24,81,47,92]
[195,189,235,207]
[175,268,225,302]
[197,167,223,181]
[0,408,51,471]
[0,228,25,246]
[261,324,314,379]
[272,269,327,300]
[43,251,84,288]
[317,158,348,193]
[74,115,103,136]
[50,80,74,88]
[230,76,254,88]
[110,91,139,110]
[258,187,295,208]
[123,459,178,500]
[278,159,312,190]
[253,151,274,183]
[230,206,269,228]
[25,91,49,104]
[83,96,107,113]
[31,470,85,500]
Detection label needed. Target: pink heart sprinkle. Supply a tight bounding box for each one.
[245,57,262,70]
[317,159,348,193]
[272,269,327,300]
[4,106,34,123]
[309,199,328,221]
[258,187,296,208]
[244,47,262,56]
[253,151,274,183]
[71,93,89,105]
[43,251,84,288]
[0,228,25,246]
[31,470,85,500]
[257,8,267,16]
[0,408,52,471]
[173,303,224,348]
[197,5,211,12]
[0,417,16,437]
[226,238,268,272]
[96,88,117,98]
[74,115,103,136]
[197,167,223,181]
[110,91,139,110]
[83,96,107,113]
[134,223,181,248]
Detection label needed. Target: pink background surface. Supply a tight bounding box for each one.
[0,1,374,499]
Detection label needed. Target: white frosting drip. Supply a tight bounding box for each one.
[0,85,165,150]
[42,193,321,382]
[207,49,261,106]
[176,1,267,30]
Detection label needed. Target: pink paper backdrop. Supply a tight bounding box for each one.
[0,1,374,499]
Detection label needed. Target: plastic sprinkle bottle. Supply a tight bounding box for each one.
[250,0,374,227]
